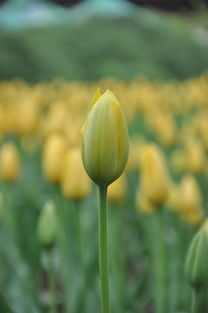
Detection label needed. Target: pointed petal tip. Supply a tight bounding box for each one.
[91,88,102,107]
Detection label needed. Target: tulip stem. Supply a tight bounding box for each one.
[191,289,197,313]
[98,185,111,313]
[154,210,166,313]
[47,250,57,313]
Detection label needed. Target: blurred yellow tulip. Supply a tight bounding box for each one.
[170,149,186,172]
[0,143,21,182]
[185,139,206,174]
[154,113,176,147]
[61,147,91,200]
[166,183,181,212]
[135,189,156,214]
[17,101,39,137]
[42,133,67,183]
[108,175,127,204]
[179,175,202,212]
[177,175,204,225]
[180,207,203,226]
[139,143,171,207]
[125,136,144,173]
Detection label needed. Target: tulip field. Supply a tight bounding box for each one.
[0,74,208,313]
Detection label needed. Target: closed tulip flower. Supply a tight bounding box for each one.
[135,189,156,214]
[108,174,127,204]
[139,143,170,207]
[179,175,202,212]
[185,222,208,288]
[42,133,67,183]
[0,143,21,182]
[170,149,186,173]
[81,89,129,186]
[181,208,203,226]
[81,89,129,313]
[125,136,144,173]
[176,175,204,225]
[61,147,91,200]
[17,101,39,137]
[37,200,57,247]
[185,139,206,174]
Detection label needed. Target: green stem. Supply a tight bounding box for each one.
[47,250,57,313]
[98,185,111,313]
[154,210,166,313]
[74,201,87,313]
[75,201,84,271]
[191,289,197,313]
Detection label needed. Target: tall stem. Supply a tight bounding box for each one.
[98,185,111,313]
[154,210,166,313]
[191,289,197,313]
[47,250,57,313]
[75,201,84,271]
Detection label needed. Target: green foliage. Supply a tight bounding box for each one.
[0,14,208,82]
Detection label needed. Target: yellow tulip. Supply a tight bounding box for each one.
[175,175,204,225]
[0,143,20,182]
[125,136,144,173]
[180,207,203,226]
[61,147,91,200]
[108,175,127,204]
[81,89,129,186]
[179,175,202,212]
[42,133,67,183]
[0,108,5,139]
[17,101,38,137]
[166,183,181,212]
[170,149,186,172]
[139,143,170,206]
[154,113,176,147]
[185,140,206,174]
[135,189,156,214]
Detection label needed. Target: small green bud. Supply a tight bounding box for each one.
[185,226,208,288]
[81,89,129,186]
[37,200,57,247]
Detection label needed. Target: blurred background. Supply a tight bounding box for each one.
[0,0,208,82]
[1,2,208,313]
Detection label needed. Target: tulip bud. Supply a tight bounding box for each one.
[42,133,67,183]
[185,140,206,174]
[139,143,170,206]
[135,189,156,214]
[108,174,127,204]
[0,107,5,139]
[154,113,176,147]
[180,207,203,226]
[37,200,57,247]
[125,136,145,173]
[185,226,208,288]
[17,101,38,137]
[81,89,129,186]
[0,143,21,182]
[179,175,202,213]
[170,149,186,173]
[61,147,91,200]
[166,183,181,212]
